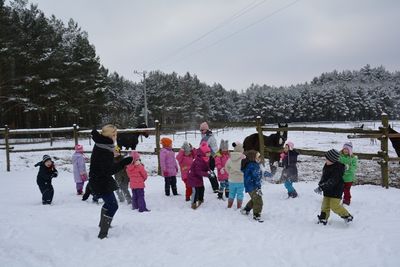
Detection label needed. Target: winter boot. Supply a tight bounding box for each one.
[237,200,242,209]
[98,214,113,239]
[172,188,179,196]
[342,214,354,223]
[224,189,229,199]
[196,201,202,208]
[217,191,223,200]
[191,202,197,209]
[253,214,264,223]
[77,189,83,195]
[240,208,250,215]
[99,208,108,227]
[317,212,328,225]
[227,199,234,208]
[291,190,298,198]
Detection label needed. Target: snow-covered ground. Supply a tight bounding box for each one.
[1,121,400,267]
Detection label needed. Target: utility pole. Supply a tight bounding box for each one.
[134,70,148,126]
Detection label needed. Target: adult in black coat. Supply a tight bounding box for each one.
[314,149,353,225]
[34,155,58,205]
[89,124,132,239]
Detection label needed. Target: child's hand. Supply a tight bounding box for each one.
[80,173,88,182]
[314,187,322,194]
[220,168,225,175]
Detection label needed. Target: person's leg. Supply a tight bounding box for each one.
[137,189,149,212]
[98,192,118,239]
[164,177,171,196]
[236,183,245,209]
[171,176,178,195]
[191,187,199,209]
[318,196,331,224]
[121,175,132,204]
[342,182,352,205]
[227,182,237,208]
[250,190,263,217]
[131,189,138,210]
[331,198,351,218]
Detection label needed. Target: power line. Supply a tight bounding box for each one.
[147,0,270,68]
[163,0,301,67]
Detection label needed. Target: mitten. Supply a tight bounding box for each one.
[314,187,322,194]
[220,168,225,175]
[51,171,58,178]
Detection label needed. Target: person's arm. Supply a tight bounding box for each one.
[208,136,218,155]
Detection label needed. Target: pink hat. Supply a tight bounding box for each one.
[343,142,353,155]
[285,141,294,150]
[75,144,84,153]
[200,122,209,131]
[199,141,211,154]
[130,151,141,161]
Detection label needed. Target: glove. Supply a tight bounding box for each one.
[51,171,58,178]
[80,174,88,182]
[256,188,263,196]
[314,187,322,194]
[220,168,225,175]
[120,157,133,166]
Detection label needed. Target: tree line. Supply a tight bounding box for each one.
[1,0,399,129]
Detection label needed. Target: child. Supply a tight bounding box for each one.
[126,151,149,212]
[314,149,353,225]
[34,155,58,205]
[72,144,88,195]
[240,150,264,222]
[176,141,196,201]
[280,141,299,198]
[160,137,179,196]
[114,146,132,205]
[215,139,230,199]
[339,142,358,205]
[225,142,245,209]
[188,141,211,209]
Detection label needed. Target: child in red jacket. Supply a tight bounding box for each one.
[176,141,196,201]
[126,151,149,212]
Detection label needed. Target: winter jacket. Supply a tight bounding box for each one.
[318,161,345,199]
[35,161,58,187]
[200,130,218,156]
[89,129,131,194]
[339,153,357,183]
[215,151,230,181]
[126,163,148,189]
[187,149,210,187]
[280,150,299,182]
[242,160,262,193]
[176,148,196,181]
[160,147,178,177]
[72,152,87,183]
[226,152,244,183]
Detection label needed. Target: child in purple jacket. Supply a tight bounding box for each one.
[160,137,179,196]
[187,141,211,209]
[72,144,88,195]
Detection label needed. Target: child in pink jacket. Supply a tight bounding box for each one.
[160,137,179,196]
[126,151,149,212]
[176,141,196,201]
[215,139,230,200]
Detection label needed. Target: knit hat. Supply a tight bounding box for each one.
[199,141,211,154]
[200,122,209,131]
[130,151,141,161]
[161,137,172,148]
[342,142,353,155]
[219,139,229,151]
[285,141,294,150]
[232,142,244,153]
[101,124,117,138]
[75,144,84,153]
[182,141,192,154]
[42,154,52,162]
[325,149,340,163]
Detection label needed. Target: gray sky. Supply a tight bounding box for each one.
[27,0,400,90]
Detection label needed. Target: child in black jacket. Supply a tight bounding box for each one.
[35,155,58,205]
[314,149,353,225]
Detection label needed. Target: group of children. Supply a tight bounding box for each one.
[34,128,358,225]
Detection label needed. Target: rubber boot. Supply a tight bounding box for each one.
[98,214,113,239]
[227,198,234,208]
[99,207,107,227]
[237,200,242,209]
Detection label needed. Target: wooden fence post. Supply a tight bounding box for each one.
[155,120,161,175]
[256,116,265,164]
[379,113,389,188]
[5,125,10,172]
[49,126,53,147]
[73,124,79,146]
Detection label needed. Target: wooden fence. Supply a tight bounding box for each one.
[255,113,400,188]
[1,121,161,172]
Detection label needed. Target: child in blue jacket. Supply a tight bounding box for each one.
[35,155,58,205]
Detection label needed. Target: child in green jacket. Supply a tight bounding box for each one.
[339,142,358,205]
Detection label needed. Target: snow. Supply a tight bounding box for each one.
[1,122,400,267]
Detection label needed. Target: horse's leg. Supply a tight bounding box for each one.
[269,160,277,176]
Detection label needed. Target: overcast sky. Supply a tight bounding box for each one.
[26,0,400,90]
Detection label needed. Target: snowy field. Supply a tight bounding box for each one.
[1,121,400,267]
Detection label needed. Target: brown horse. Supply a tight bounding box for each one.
[243,123,288,175]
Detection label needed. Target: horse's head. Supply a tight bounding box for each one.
[137,123,149,138]
[277,123,288,146]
